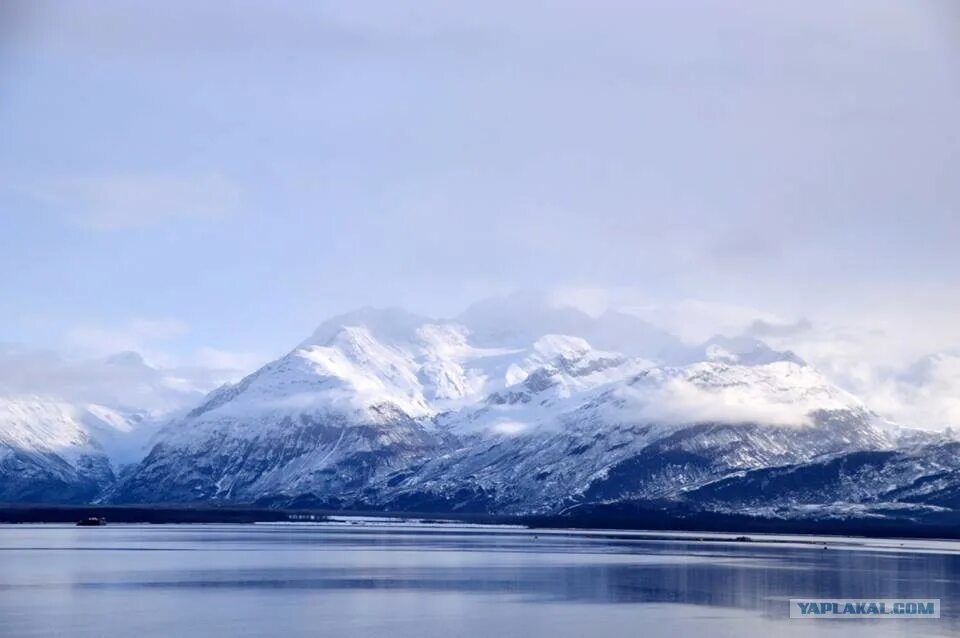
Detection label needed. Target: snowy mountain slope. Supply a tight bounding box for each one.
[0,345,225,502]
[112,310,505,503]
[112,404,449,504]
[9,302,952,519]
[313,362,895,514]
[0,397,147,502]
[115,318,660,506]
[679,436,960,513]
[111,307,902,513]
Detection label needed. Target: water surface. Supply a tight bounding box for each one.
[0,522,956,637]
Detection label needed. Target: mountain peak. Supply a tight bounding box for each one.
[666,334,805,367]
[531,334,594,360]
[26,299,909,515]
[302,307,433,348]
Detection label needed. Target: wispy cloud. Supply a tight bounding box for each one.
[65,318,190,359]
[610,368,846,429]
[60,318,263,373]
[192,347,266,374]
[747,318,814,339]
[33,172,242,230]
[0,315,264,413]
[858,353,960,431]
[0,343,260,415]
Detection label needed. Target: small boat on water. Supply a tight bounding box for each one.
[76,517,107,527]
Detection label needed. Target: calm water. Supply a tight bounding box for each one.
[0,522,957,637]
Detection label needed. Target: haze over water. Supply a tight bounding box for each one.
[0,523,955,637]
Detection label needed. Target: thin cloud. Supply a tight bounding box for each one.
[33,172,242,230]
[0,345,197,414]
[609,367,848,429]
[747,318,814,338]
[66,318,190,358]
[0,342,263,415]
[192,347,266,373]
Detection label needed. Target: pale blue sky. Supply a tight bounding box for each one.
[2,0,959,368]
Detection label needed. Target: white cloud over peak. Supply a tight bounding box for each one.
[866,353,960,431]
[547,287,960,431]
[549,287,790,344]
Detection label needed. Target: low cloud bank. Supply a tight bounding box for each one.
[0,345,249,415]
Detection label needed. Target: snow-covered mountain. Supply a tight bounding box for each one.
[0,344,231,503]
[108,306,907,513]
[3,301,951,521]
[677,435,960,513]
[0,397,150,502]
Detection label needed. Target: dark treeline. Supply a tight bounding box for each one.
[4,502,960,541]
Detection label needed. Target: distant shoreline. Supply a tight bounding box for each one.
[4,503,960,542]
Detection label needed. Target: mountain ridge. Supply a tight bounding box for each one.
[0,303,950,525]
